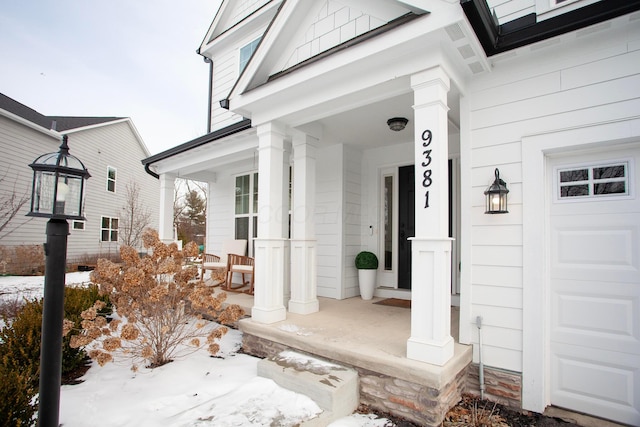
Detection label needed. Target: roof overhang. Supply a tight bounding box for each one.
[461,0,640,56]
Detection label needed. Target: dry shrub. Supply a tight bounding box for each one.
[73,229,244,369]
[0,245,45,276]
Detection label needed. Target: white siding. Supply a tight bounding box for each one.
[315,144,344,299]
[487,0,535,23]
[342,145,361,299]
[211,27,267,132]
[463,24,640,372]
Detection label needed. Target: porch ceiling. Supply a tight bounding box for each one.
[312,83,461,150]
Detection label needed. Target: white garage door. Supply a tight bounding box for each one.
[549,146,640,426]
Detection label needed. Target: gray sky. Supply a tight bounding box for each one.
[1,0,222,155]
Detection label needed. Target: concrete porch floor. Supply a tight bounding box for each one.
[223,292,472,391]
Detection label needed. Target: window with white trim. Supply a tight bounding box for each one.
[107,166,116,193]
[239,37,261,73]
[556,161,630,200]
[235,173,258,256]
[72,220,85,231]
[101,216,119,242]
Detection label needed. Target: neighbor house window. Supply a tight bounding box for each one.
[239,37,261,73]
[72,220,85,230]
[235,173,258,255]
[557,161,630,200]
[101,216,118,242]
[107,166,117,193]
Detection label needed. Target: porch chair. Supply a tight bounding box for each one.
[200,239,247,285]
[224,254,255,295]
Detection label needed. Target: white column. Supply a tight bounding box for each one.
[288,131,319,314]
[158,173,176,244]
[407,67,454,366]
[252,122,288,324]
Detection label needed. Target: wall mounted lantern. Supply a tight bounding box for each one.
[387,117,408,131]
[27,134,90,427]
[484,168,509,214]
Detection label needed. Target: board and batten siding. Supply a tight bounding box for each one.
[461,20,640,372]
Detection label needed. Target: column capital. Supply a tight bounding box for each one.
[256,121,287,139]
[410,66,451,92]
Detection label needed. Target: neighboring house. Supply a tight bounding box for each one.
[0,93,159,262]
[142,1,640,425]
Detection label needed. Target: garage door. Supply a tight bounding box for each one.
[549,146,640,426]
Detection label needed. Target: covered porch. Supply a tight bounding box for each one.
[224,291,472,426]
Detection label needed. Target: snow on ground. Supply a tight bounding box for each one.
[0,273,393,426]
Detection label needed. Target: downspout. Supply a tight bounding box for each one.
[203,56,213,133]
[476,316,485,399]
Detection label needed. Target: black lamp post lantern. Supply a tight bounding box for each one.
[27,135,90,427]
[484,168,509,214]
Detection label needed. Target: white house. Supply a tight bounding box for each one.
[0,93,159,263]
[142,1,640,425]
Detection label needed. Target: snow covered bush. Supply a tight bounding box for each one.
[72,229,244,369]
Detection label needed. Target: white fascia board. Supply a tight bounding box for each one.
[152,128,257,175]
[0,108,60,139]
[232,11,465,125]
[199,1,281,57]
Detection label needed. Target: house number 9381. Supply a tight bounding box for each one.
[421,129,433,208]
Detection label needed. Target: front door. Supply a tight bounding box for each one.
[548,146,640,425]
[398,165,415,289]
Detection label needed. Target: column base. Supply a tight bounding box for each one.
[288,299,319,315]
[252,306,287,324]
[407,336,454,366]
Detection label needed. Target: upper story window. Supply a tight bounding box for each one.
[556,161,631,201]
[107,166,117,193]
[239,37,261,73]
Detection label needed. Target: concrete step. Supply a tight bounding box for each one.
[257,350,359,425]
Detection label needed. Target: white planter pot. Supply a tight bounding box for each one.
[357,269,377,300]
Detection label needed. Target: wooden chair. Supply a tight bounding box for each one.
[224,254,255,295]
[200,239,247,284]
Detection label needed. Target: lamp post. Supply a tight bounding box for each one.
[27,135,90,427]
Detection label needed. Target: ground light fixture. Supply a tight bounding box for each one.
[27,134,90,427]
[387,117,408,131]
[484,168,509,214]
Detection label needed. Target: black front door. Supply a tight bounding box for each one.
[398,165,415,289]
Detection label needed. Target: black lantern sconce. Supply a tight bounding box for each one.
[27,134,90,427]
[484,168,509,214]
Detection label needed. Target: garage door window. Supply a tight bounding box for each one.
[557,161,630,200]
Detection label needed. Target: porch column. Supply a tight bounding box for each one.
[288,131,319,314]
[252,122,288,324]
[407,66,454,366]
[158,172,176,244]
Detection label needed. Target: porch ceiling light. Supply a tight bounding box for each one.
[387,117,408,132]
[484,168,509,214]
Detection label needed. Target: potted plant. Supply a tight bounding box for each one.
[355,251,378,300]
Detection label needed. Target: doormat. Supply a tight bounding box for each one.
[374,298,411,308]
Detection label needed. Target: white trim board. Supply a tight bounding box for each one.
[521,116,640,413]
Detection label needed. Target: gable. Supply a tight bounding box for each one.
[240,0,427,93]
[203,0,275,46]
